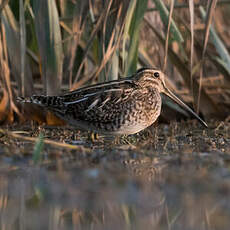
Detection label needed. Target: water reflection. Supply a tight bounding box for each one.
[1,149,230,230]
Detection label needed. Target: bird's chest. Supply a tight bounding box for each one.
[121,90,162,126]
[138,91,161,123]
[144,91,161,115]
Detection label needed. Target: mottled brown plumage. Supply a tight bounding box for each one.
[18,68,207,135]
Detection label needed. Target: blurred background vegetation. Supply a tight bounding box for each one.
[0,0,229,125]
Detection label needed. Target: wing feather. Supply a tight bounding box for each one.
[54,79,139,122]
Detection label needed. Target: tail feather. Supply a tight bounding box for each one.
[17,95,63,107]
[17,95,49,106]
[17,96,33,103]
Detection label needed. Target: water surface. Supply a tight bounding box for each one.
[0,121,230,230]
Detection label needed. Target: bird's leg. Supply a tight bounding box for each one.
[87,132,99,142]
[117,134,141,145]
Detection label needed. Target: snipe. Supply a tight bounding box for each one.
[18,68,207,135]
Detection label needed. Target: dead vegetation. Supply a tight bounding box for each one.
[0,0,229,125]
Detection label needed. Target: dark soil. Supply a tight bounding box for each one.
[0,120,230,230]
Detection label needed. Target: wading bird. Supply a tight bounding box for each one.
[18,68,207,135]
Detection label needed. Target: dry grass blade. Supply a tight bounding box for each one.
[211,57,230,86]
[66,1,89,88]
[108,51,119,81]
[72,4,124,89]
[122,0,137,74]
[0,25,22,123]
[153,0,184,43]
[202,0,218,58]
[0,128,91,152]
[163,0,174,72]
[98,3,125,81]
[200,6,230,84]
[197,0,218,113]
[189,0,194,104]
[0,88,10,123]
[94,27,117,80]
[148,0,229,11]
[33,0,63,95]
[1,4,34,97]
[19,0,26,97]
[125,0,148,75]
[181,15,230,89]
[0,0,8,13]
[102,0,113,64]
[72,4,108,86]
[146,20,220,117]
[103,0,130,81]
[98,0,114,82]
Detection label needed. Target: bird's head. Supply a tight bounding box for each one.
[133,67,166,93]
[133,67,208,127]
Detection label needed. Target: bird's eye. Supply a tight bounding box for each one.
[154,72,160,78]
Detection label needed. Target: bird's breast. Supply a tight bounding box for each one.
[108,90,162,134]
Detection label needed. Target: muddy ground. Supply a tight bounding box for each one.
[0,120,230,230]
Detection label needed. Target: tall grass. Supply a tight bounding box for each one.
[0,0,229,124]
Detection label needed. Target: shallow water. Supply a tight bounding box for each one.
[0,121,230,230]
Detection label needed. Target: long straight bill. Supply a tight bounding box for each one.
[164,88,208,128]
